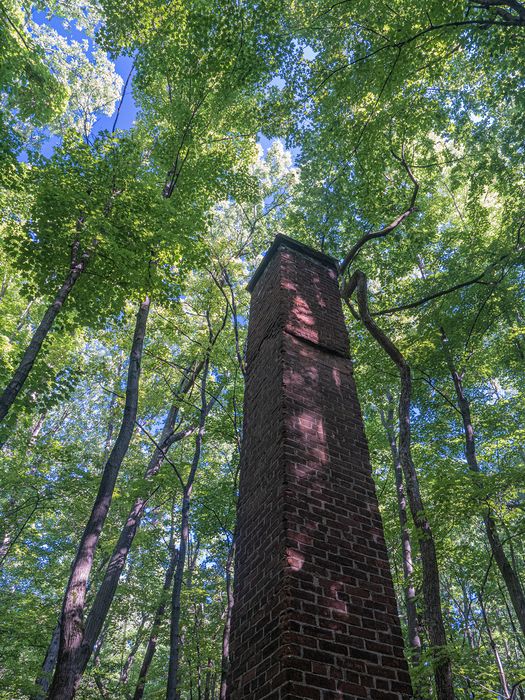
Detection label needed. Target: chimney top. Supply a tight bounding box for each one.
[247,234,338,293]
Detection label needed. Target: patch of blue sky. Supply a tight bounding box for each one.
[31,9,89,45]
[95,54,137,133]
[24,11,138,159]
[303,45,317,61]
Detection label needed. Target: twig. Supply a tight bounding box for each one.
[112,63,135,133]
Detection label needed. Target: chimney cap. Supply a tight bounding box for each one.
[247,234,338,293]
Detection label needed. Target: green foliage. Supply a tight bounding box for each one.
[1,1,525,698]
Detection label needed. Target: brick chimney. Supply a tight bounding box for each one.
[227,235,413,700]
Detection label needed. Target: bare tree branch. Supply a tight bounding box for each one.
[373,252,514,317]
[339,148,419,278]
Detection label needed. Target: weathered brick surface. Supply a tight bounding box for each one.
[228,237,413,700]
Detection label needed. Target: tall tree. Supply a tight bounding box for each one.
[48,298,150,700]
[379,393,421,665]
[345,270,454,700]
[166,355,210,700]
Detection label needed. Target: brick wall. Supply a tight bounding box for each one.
[227,236,413,700]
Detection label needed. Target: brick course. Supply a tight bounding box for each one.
[227,236,413,700]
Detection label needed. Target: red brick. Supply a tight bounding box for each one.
[227,236,412,699]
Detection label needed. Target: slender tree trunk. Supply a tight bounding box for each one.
[166,487,196,700]
[31,622,61,700]
[91,623,109,699]
[485,516,525,635]
[77,422,192,674]
[133,544,179,700]
[166,363,209,700]
[497,581,525,658]
[478,592,511,699]
[0,529,11,562]
[73,363,204,684]
[48,297,150,700]
[219,541,235,700]
[440,329,525,637]
[460,582,476,650]
[345,270,455,700]
[28,412,46,449]
[380,394,421,664]
[1,423,45,571]
[189,664,194,700]
[102,357,123,459]
[0,496,40,569]
[397,369,453,700]
[16,299,33,331]
[0,272,9,302]
[119,614,147,685]
[0,250,89,423]
[49,361,209,691]
[193,604,203,700]
[204,659,213,700]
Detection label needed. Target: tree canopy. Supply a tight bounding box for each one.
[1,1,525,698]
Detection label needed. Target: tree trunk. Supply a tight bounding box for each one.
[119,614,147,685]
[0,496,40,569]
[345,270,455,700]
[478,591,511,699]
[102,357,123,459]
[498,581,525,658]
[219,542,235,700]
[0,272,9,303]
[76,421,193,676]
[440,328,525,637]
[204,659,213,700]
[0,250,89,423]
[133,544,179,700]
[166,363,209,700]
[32,556,110,700]
[28,412,46,449]
[91,623,109,699]
[31,622,61,700]
[73,362,204,684]
[485,515,525,635]
[46,360,208,691]
[397,368,453,700]
[0,529,11,563]
[380,394,421,664]
[460,582,476,650]
[193,604,203,700]
[165,487,196,700]
[16,299,34,331]
[48,297,150,700]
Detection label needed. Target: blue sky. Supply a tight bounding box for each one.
[31,11,137,156]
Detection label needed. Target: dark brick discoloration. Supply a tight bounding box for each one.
[228,238,413,700]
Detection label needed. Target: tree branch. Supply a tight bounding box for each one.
[339,148,419,278]
[373,253,513,317]
[470,0,525,24]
